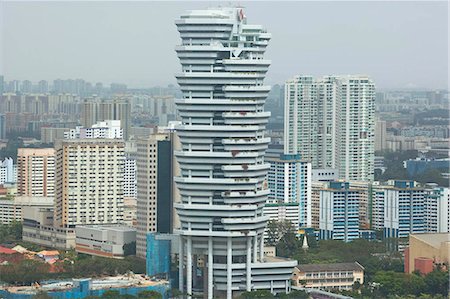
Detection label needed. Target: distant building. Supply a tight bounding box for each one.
[319,182,360,242]
[135,134,173,259]
[0,114,5,140]
[81,99,131,140]
[404,157,450,177]
[65,120,122,139]
[123,157,137,199]
[75,225,136,259]
[0,157,16,184]
[404,233,450,274]
[292,262,364,291]
[40,127,71,143]
[284,75,375,181]
[375,119,387,151]
[17,148,55,197]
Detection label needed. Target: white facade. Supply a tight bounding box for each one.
[284,75,375,182]
[265,148,311,228]
[319,182,360,242]
[425,187,450,233]
[174,8,297,298]
[123,157,137,199]
[65,120,123,139]
[0,157,16,184]
[373,181,426,238]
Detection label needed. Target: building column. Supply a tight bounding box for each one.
[187,236,192,299]
[227,237,232,299]
[253,235,258,263]
[178,236,184,291]
[246,237,252,291]
[259,234,264,261]
[208,237,213,299]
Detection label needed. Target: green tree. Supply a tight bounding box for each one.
[276,290,309,299]
[240,290,275,298]
[424,269,449,296]
[0,221,22,243]
[137,290,162,299]
[32,291,52,299]
[123,241,136,256]
[120,295,137,299]
[101,290,121,299]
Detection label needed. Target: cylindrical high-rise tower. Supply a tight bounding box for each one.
[174,8,296,299]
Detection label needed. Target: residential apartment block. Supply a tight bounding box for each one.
[53,139,125,228]
[17,148,55,197]
[284,75,375,182]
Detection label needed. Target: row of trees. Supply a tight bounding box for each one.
[341,269,449,299]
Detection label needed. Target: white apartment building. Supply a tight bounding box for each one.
[65,120,123,139]
[425,187,450,233]
[373,181,426,238]
[174,8,297,298]
[284,76,318,166]
[284,75,375,182]
[123,157,137,199]
[265,147,312,228]
[17,148,55,197]
[0,157,16,184]
[319,182,360,242]
[53,139,125,228]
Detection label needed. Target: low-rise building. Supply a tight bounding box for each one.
[404,233,450,274]
[22,206,75,250]
[292,262,364,291]
[75,225,136,259]
[0,196,53,224]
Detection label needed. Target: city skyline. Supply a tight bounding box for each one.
[2,1,448,89]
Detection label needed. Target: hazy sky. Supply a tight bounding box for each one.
[1,1,448,89]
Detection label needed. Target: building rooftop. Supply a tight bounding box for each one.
[77,225,136,232]
[0,246,17,255]
[297,262,364,272]
[411,233,450,249]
